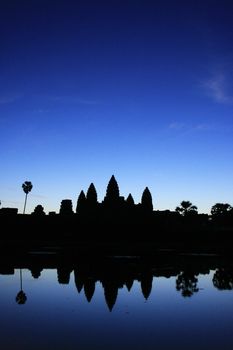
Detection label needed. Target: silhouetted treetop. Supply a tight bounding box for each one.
[22,181,33,194]
[32,204,45,216]
[141,187,153,211]
[211,203,232,216]
[22,180,33,214]
[176,201,197,216]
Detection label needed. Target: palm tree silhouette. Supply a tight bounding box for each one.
[175,200,197,216]
[22,181,33,214]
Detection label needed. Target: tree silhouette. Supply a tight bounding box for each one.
[22,181,33,214]
[32,204,45,215]
[211,203,232,216]
[76,190,86,213]
[176,200,197,216]
[141,187,153,211]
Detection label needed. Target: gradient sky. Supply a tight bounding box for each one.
[1,0,233,214]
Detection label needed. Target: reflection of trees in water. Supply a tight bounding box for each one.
[176,271,199,297]
[16,290,27,304]
[16,269,27,305]
[213,268,233,290]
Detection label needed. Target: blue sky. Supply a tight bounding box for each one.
[1,0,233,214]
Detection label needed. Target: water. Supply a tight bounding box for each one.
[1,252,233,350]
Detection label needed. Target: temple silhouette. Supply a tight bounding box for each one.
[0,175,233,251]
[59,175,153,215]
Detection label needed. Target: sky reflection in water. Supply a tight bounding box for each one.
[1,269,233,350]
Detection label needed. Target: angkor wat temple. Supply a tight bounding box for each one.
[0,175,233,251]
[59,175,153,215]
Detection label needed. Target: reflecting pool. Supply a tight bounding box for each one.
[1,251,233,350]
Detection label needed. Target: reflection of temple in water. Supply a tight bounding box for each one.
[1,252,233,311]
[74,260,156,310]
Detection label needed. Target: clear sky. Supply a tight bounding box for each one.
[1,0,233,214]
